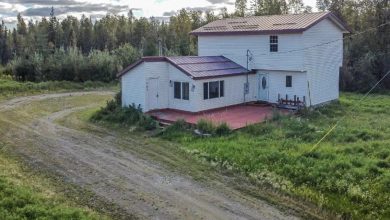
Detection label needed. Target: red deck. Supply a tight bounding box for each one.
[147,104,285,130]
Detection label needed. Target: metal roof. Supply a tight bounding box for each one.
[191,12,350,36]
[117,56,254,80]
[166,56,253,79]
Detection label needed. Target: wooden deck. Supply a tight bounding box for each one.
[147,104,286,130]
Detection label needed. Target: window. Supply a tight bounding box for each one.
[203,83,209,99]
[174,81,189,100]
[182,82,189,100]
[174,82,181,99]
[220,81,224,97]
[270,35,278,52]
[203,81,224,100]
[286,75,292,87]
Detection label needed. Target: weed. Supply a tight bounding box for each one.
[215,122,231,136]
[196,119,215,134]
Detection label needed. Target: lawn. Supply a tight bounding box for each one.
[0,146,110,220]
[158,93,390,219]
[0,79,118,101]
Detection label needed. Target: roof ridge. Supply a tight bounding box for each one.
[192,67,249,73]
[174,61,231,65]
[218,12,330,21]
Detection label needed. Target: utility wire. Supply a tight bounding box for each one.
[308,69,390,153]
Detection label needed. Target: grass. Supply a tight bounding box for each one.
[0,146,110,220]
[0,79,118,101]
[158,93,390,219]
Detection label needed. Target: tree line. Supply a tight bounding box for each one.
[0,0,389,91]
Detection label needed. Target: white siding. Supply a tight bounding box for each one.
[257,71,308,104]
[303,19,343,105]
[121,63,146,110]
[198,34,304,71]
[167,64,197,112]
[192,74,257,112]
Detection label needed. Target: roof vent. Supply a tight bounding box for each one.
[232,24,259,30]
[273,22,297,26]
[203,26,228,31]
[228,21,247,24]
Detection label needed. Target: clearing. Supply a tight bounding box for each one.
[0,91,306,220]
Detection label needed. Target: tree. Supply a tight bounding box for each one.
[79,15,93,53]
[220,7,231,18]
[251,0,288,16]
[48,7,56,47]
[288,0,305,14]
[235,0,248,17]
[16,13,27,35]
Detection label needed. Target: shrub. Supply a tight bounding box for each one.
[160,119,192,140]
[215,122,231,136]
[196,119,215,134]
[91,95,157,131]
[137,115,157,130]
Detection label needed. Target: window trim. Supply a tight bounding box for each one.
[173,81,190,100]
[270,35,278,52]
[203,80,224,100]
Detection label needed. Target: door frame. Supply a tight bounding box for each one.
[258,73,269,102]
[147,77,159,111]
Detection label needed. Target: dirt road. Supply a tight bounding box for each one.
[0,91,301,220]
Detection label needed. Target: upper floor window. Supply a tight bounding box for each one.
[174,81,189,100]
[270,35,278,52]
[286,75,292,87]
[204,81,224,100]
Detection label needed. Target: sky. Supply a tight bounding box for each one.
[0,0,318,27]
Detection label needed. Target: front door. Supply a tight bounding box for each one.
[147,78,159,110]
[258,74,269,101]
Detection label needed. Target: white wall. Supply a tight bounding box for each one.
[192,74,257,112]
[167,64,197,112]
[303,19,343,105]
[198,34,304,71]
[257,71,308,104]
[121,63,146,110]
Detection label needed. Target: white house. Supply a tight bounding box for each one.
[118,12,350,113]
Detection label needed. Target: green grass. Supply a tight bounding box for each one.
[0,150,109,220]
[0,79,118,101]
[159,93,390,219]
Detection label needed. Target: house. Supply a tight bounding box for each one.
[118,12,350,113]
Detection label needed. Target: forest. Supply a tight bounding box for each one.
[0,0,389,91]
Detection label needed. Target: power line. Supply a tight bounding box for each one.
[307,69,390,153]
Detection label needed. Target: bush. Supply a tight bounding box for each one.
[215,122,231,136]
[137,115,157,130]
[91,93,157,131]
[196,119,215,134]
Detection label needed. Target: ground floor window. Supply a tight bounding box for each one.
[174,81,189,100]
[204,81,224,100]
